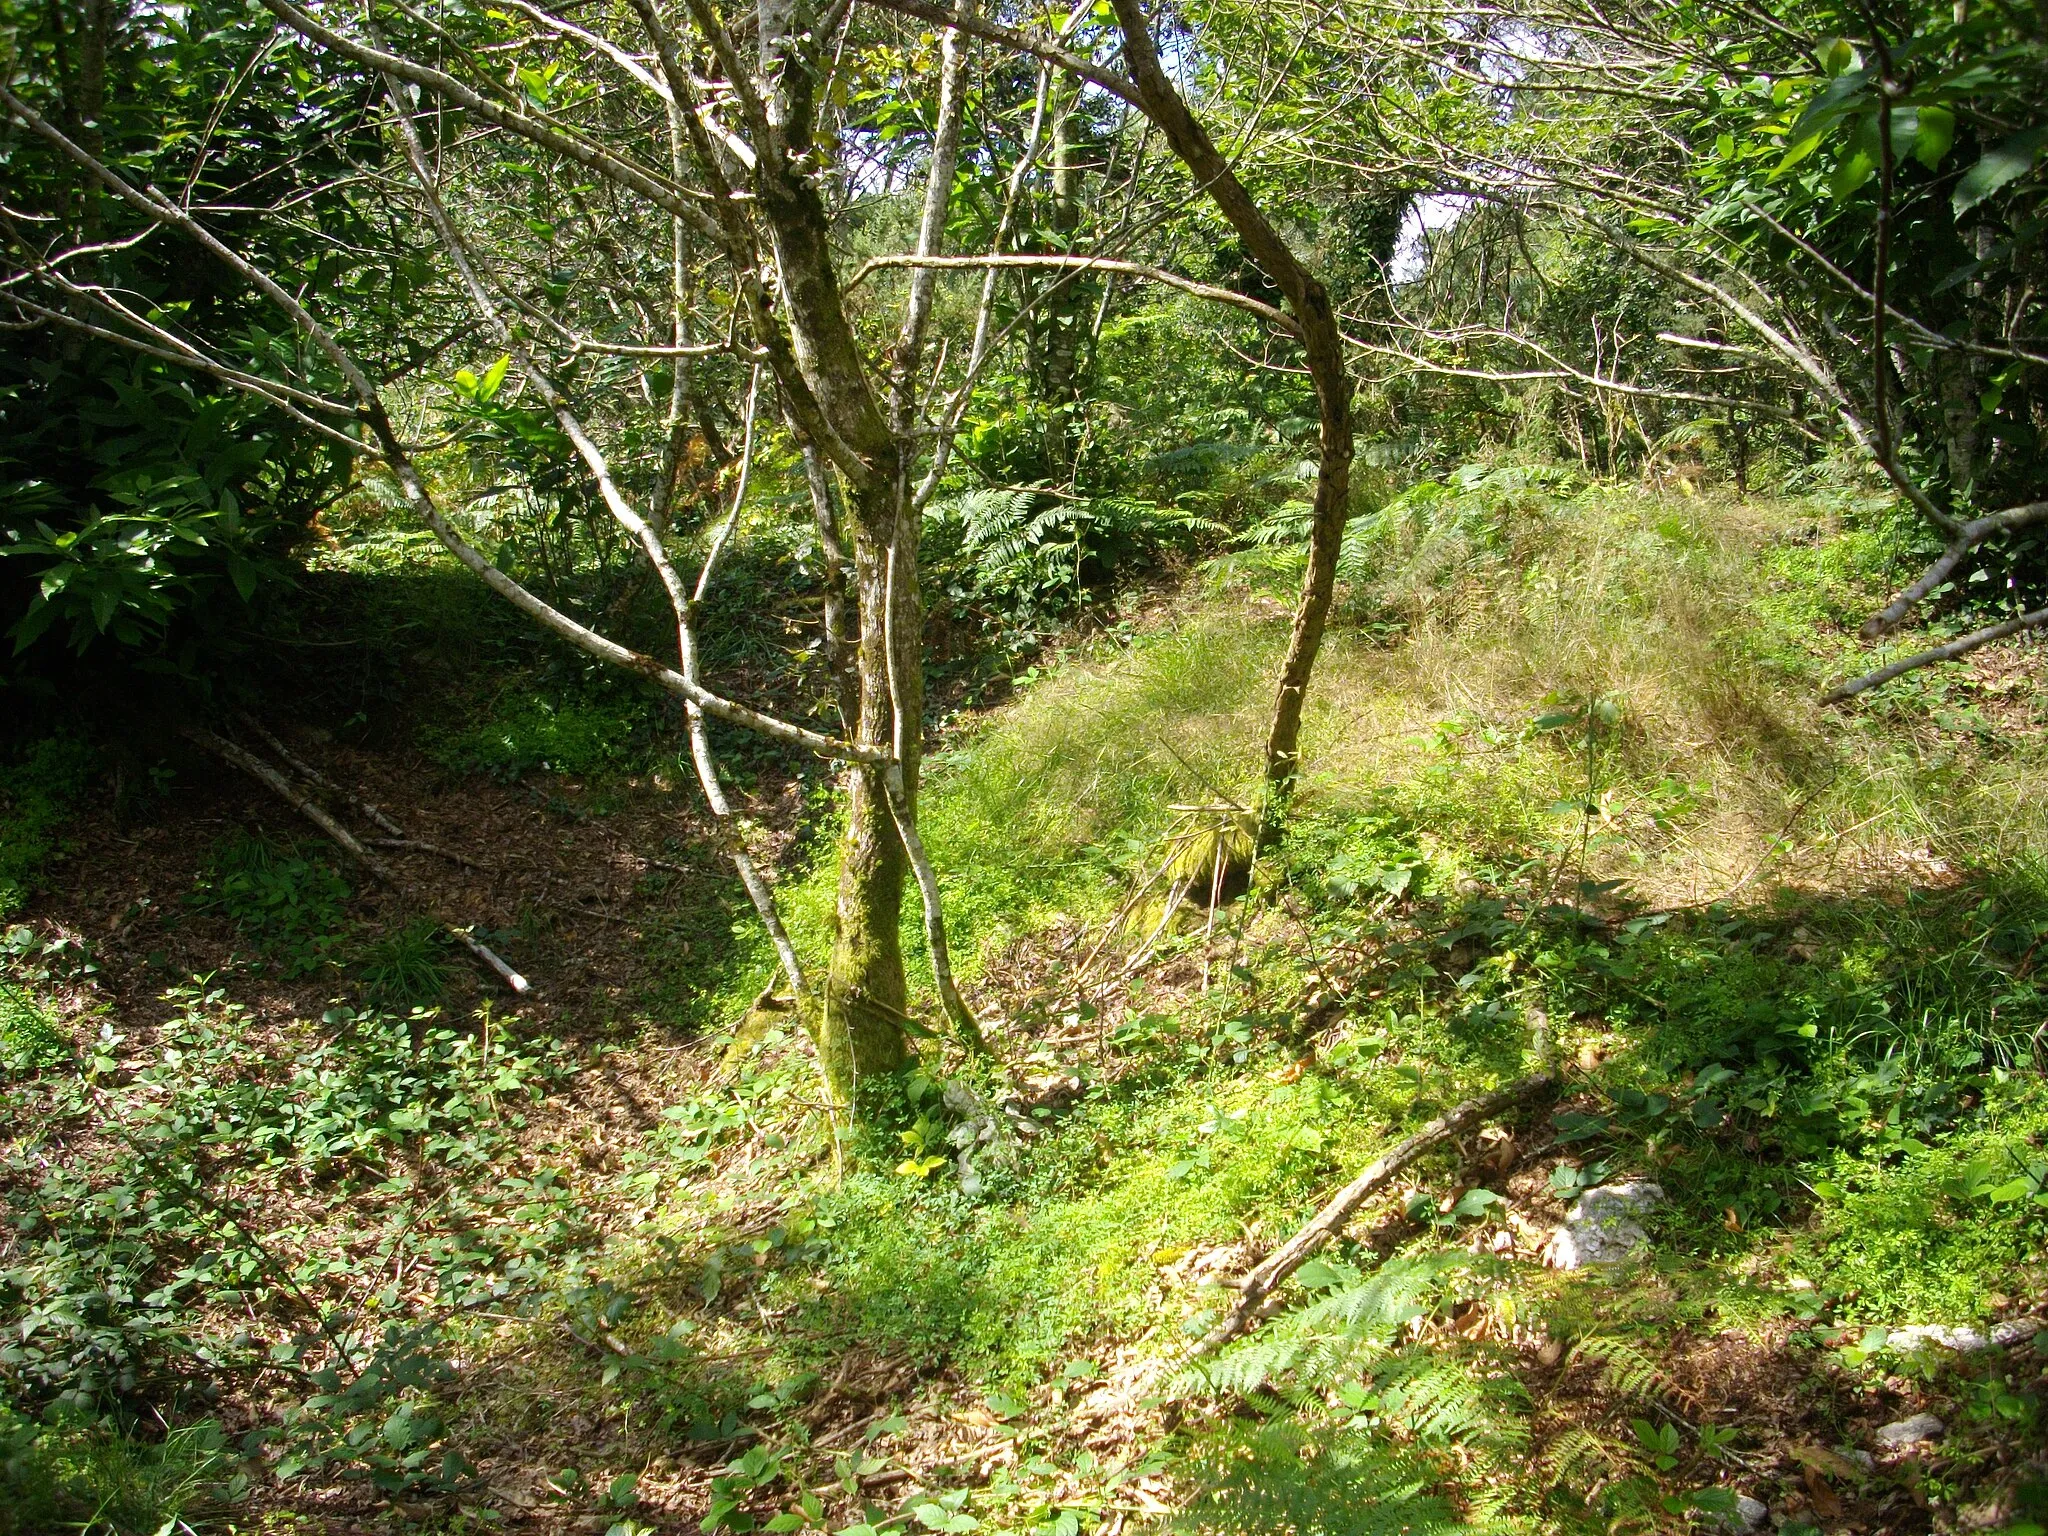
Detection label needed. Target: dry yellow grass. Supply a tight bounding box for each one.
[932,484,2048,913]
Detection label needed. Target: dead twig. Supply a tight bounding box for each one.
[182,725,530,995]
[1191,1071,1557,1355]
[239,713,405,838]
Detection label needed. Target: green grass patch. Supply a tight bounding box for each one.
[0,1409,238,1536]
[423,682,675,781]
[0,735,96,920]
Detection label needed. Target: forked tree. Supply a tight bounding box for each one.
[3,0,1377,1110]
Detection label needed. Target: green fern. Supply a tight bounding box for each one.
[1537,1423,1636,1504]
[1173,1254,1456,1401]
[1170,1254,1539,1535]
[1375,1349,1532,1457]
[1168,1419,1474,1536]
[929,485,1220,615]
[1204,460,1586,624]
[1565,1332,1688,1410]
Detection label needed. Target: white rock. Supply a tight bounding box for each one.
[1873,1413,1945,1449]
[1549,1181,1665,1269]
[1991,1317,2043,1348]
[1706,1494,1770,1532]
[1888,1324,1987,1354]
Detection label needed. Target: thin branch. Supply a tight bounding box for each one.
[259,0,722,238]
[855,251,1300,334]
[1861,501,2048,637]
[694,365,764,604]
[1828,607,2048,702]
[382,71,811,1001]
[858,0,1140,105]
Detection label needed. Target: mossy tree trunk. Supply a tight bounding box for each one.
[819,471,917,1104]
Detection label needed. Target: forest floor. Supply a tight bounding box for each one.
[5,479,2048,1536]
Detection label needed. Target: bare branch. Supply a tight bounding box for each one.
[856,251,1300,334]
[1828,607,2048,702]
[1862,502,2048,638]
[259,0,722,239]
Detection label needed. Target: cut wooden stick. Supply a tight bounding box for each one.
[365,836,490,871]
[239,713,405,838]
[183,725,530,995]
[1191,1070,1557,1356]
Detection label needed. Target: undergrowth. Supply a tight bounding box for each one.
[6,471,2048,1532]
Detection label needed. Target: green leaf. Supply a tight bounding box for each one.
[1913,104,1955,169]
[1450,1187,1504,1220]
[1553,1110,1611,1143]
[1829,149,1876,199]
[1986,1177,2036,1203]
[479,355,511,401]
[1954,126,2048,215]
[1773,132,1824,177]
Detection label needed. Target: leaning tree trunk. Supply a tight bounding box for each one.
[1103,0,1356,801]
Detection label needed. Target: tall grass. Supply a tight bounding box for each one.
[911,478,2048,935]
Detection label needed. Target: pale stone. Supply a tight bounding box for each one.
[1873,1413,1944,1449]
[1549,1181,1665,1269]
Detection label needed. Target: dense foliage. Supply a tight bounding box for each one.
[3,0,2047,1530]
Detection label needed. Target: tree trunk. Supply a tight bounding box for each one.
[1039,87,1091,480]
[820,472,916,1104]
[1104,0,1355,801]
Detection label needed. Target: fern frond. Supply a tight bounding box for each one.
[1566,1333,1689,1410]
[1169,1420,1472,1536]
[1377,1347,1532,1457]
[1180,1254,1458,1400]
[1537,1424,1634,1502]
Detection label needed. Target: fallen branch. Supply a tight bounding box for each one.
[241,716,491,872]
[365,836,490,871]
[1191,1071,1557,1356]
[239,714,405,838]
[1826,605,2048,702]
[183,726,530,995]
